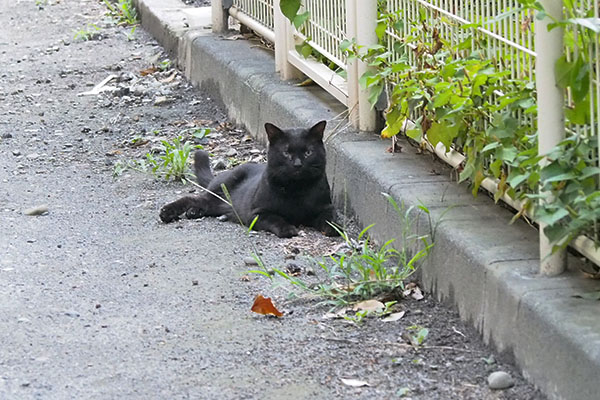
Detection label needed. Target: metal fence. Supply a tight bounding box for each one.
[213,0,600,273]
[301,0,347,69]
[231,0,274,31]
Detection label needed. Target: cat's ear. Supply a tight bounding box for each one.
[265,123,283,143]
[309,120,327,141]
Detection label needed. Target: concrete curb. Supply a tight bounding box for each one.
[133,2,600,399]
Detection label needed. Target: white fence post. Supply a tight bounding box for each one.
[354,0,377,131]
[273,0,302,80]
[536,0,567,276]
[346,0,359,128]
[212,0,232,33]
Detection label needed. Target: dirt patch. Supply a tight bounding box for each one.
[0,0,544,399]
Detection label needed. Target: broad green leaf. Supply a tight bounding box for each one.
[537,208,569,225]
[565,96,590,124]
[293,11,310,29]
[489,158,503,178]
[368,84,384,107]
[481,142,501,153]
[498,146,518,163]
[280,0,301,22]
[340,39,353,53]
[405,128,422,142]
[543,172,578,183]
[554,55,572,89]
[567,17,600,33]
[375,21,387,40]
[426,121,460,150]
[580,167,600,179]
[507,171,527,188]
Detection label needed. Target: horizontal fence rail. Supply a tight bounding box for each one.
[218,0,600,271]
[231,0,274,32]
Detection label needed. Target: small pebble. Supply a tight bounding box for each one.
[64,310,80,318]
[213,158,228,170]
[243,256,258,266]
[488,371,515,390]
[153,96,173,106]
[23,205,49,216]
[12,149,21,156]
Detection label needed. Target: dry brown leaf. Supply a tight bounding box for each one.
[341,378,370,387]
[251,294,283,317]
[382,311,406,322]
[140,66,158,76]
[353,299,384,312]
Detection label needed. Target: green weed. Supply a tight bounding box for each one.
[249,194,436,309]
[405,325,429,347]
[103,0,138,26]
[73,24,101,41]
[113,136,202,182]
[144,136,202,182]
[158,59,172,71]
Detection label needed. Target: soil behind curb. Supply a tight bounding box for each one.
[133,2,600,399]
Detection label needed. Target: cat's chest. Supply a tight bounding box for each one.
[255,180,327,219]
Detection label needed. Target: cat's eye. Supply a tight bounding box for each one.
[282,150,292,159]
[304,149,312,157]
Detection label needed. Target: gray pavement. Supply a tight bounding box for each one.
[131,1,600,399]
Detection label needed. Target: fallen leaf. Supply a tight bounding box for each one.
[295,78,314,87]
[341,378,370,387]
[140,66,158,76]
[159,71,177,83]
[353,299,384,312]
[251,294,283,317]
[403,283,424,300]
[322,307,351,320]
[224,34,245,41]
[411,287,424,300]
[382,311,406,322]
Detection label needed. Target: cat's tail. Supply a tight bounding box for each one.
[194,150,214,188]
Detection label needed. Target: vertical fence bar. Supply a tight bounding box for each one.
[212,0,232,33]
[273,0,301,80]
[355,0,377,131]
[346,0,359,127]
[536,0,567,276]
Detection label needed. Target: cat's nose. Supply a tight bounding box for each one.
[293,158,302,167]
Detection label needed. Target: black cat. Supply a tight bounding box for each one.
[159,120,337,238]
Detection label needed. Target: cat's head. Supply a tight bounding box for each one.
[264,120,327,183]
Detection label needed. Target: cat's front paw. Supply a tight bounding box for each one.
[159,203,182,223]
[273,224,299,238]
[185,207,204,219]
